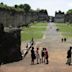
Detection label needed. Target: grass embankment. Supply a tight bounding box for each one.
[56,23,72,38]
[21,22,48,41]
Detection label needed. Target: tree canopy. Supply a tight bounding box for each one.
[67,9,72,14]
[0,3,31,12]
[0,2,48,15]
[23,4,31,12]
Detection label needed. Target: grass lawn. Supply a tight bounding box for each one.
[21,22,48,41]
[56,23,72,38]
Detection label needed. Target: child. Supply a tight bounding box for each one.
[45,48,49,64]
[36,48,40,64]
[41,48,45,63]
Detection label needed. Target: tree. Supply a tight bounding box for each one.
[44,10,48,14]
[19,4,31,12]
[38,9,48,21]
[39,9,48,14]
[14,5,18,8]
[67,9,72,14]
[23,4,31,13]
[1,2,3,5]
[19,4,24,9]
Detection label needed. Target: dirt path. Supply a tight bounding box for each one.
[0,22,72,72]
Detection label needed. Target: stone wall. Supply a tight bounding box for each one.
[54,18,65,23]
[0,9,33,27]
[65,14,72,23]
[54,11,65,23]
[0,24,22,64]
[69,15,72,23]
[0,9,48,27]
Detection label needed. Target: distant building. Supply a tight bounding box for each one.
[37,10,49,22]
[54,11,65,23]
[38,13,48,21]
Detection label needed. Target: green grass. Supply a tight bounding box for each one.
[56,23,72,38]
[21,22,48,41]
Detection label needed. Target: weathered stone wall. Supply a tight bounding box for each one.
[31,12,38,22]
[54,18,65,23]
[0,9,32,27]
[69,14,72,23]
[0,9,49,27]
[65,14,72,23]
[54,14,65,23]
[64,14,69,22]
[37,12,48,22]
[54,11,65,23]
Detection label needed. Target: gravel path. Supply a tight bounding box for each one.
[0,22,72,72]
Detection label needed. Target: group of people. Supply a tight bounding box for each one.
[31,47,49,65]
[61,38,66,42]
[31,46,72,66]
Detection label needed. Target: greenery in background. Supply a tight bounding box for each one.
[67,9,72,14]
[21,22,48,41]
[0,2,48,14]
[56,23,72,38]
[0,2,31,12]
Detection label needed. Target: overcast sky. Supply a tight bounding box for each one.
[0,0,72,16]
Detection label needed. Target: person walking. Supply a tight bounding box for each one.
[41,48,45,63]
[44,48,49,64]
[66,47,72,65]
[36,48,40,64]
[61,38,63,42]
[31,47,36,65]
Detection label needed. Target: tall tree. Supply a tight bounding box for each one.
[67,9,72,14]
[1,2,3,5]
[14,5,18,8]
[23,4,31,13]
[19,4,24,9]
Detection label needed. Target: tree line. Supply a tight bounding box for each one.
[0,2,48,14]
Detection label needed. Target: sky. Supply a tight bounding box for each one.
[0,0,72,16]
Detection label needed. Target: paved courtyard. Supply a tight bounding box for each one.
[0,23,72,72]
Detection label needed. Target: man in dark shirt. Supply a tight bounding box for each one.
[31,47,36,65]
[66,47,72,65]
